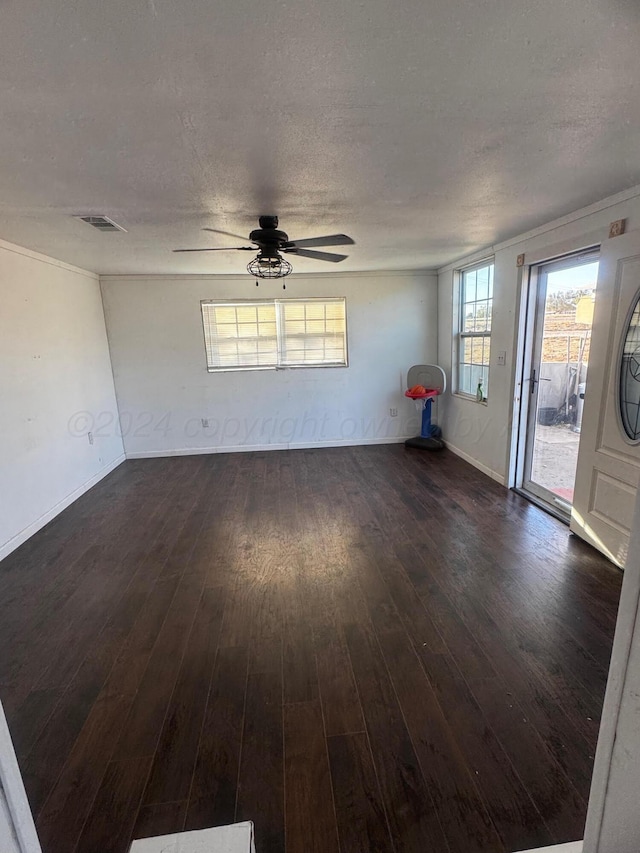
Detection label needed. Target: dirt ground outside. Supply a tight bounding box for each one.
[530,423,581,502]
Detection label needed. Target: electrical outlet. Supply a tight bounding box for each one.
[88,431,94,445]
[201,418,209,428]
[390,408,398,417]
[609,218,626,238]
[497,351,507,366]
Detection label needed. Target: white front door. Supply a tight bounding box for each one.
[571,228,640,567]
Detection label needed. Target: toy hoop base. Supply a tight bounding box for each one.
[405,435,444,451]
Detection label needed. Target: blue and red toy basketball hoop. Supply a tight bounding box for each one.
[404,365,446,450]
[404,387,440,402]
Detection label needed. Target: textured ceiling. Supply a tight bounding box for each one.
[0,0,639,275]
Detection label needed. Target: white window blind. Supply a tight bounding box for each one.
[201,302,278,370]
[201,298,347,371]
[279,299,347,366]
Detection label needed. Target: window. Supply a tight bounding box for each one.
[201,301,278,370]
[278,299,348,367]
[201,298,347,371]
[457,261,494,398]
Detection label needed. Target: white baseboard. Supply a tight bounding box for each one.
[125,436,413,459]
[443,441,506,485]
[126,443,288,458]
[0,454,126,562]
[288,435,412,450]
[130,822,255,853]
[513,842,582,853]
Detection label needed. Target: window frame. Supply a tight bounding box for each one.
[456,259,494,400]
[200,297,348,373]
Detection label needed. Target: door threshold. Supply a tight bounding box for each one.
[514,488,571,525]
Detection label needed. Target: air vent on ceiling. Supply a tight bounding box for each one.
[74,215,127,233]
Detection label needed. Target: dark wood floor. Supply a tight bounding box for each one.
[0,445,622,853]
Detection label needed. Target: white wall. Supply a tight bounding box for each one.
[0,702,41,853]
[0,783,20,853]
[100,271,437,457]
[437,186,640,484]
[0,240,125,560]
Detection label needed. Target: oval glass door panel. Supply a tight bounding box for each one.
[620,290,640,442]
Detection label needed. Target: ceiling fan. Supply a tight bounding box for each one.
[173,215,355,279]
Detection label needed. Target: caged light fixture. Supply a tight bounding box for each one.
[247,253,293,280]
[247,245,293,288]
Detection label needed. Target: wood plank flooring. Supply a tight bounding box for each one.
[0,445,622,853]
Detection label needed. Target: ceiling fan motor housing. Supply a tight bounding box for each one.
[249,228,289,246]
[251,215,289,251]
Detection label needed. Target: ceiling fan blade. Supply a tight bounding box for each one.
[285,247,348,263]
[286,234,354,249]
[172,246,254,253]
[202,227,251,241]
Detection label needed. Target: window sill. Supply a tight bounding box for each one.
[206,363,348,373]
[452,392,489,406]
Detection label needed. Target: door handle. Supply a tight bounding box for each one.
[530,370,551,393]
